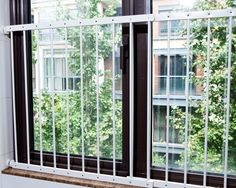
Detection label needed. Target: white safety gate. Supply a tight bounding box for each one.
[3,8,236,188]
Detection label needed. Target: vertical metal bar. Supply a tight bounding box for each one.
[203,18,211,187]
[80,26,85,173]
[146,21,152,180]
[10,32,18,163]
[36,30,43,167]
[165,20,171,184]
[129,22,134,178]
[65,28,70,170]
[112,23,116,177]
[184,19,190,186]
[224,16,233,188]
[50,29,56,169]
[23,31,30,165]
[96,25,100,175]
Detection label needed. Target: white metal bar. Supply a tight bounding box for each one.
[11,161,217,188]
[4,9,236,33]
[65,28,70,170]
[155,9,235,21]
[203,18,211,187]
[184,19,190,186]
[10,32,18,163]
[23,31,30,165]
[165,20,171,184]
[80,26,85,172]
[129,22,134,178]
[36,30,43,167]
[146,21,152,180]
[50,29,56,169]
[153,178,215,188]
[112,23,116,177]
[223,16,233,188]
[4,14,155,32]
[96,25,100,175]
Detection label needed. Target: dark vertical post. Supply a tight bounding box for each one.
[10,0,33,163]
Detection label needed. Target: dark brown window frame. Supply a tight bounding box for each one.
[10,0,236,187]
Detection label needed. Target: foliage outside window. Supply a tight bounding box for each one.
[152,0,236,175]
[32,0,123,160]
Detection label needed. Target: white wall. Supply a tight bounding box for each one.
[0,0,13,173]
[0,0,14,187]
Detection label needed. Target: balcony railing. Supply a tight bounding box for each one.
[3,8,236,188]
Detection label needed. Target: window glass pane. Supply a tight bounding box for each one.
[32,0,122,24]
[44,58,51,76]
[32,0,123,162]
[54,58,65,77]
[152,0,236,176]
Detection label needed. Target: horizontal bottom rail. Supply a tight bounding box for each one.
[9,161,214,188]
[9,161,153,187]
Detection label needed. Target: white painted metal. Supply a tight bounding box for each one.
[65,28,71,170]
[4,14,155,32]
[184,19,190,186]
[112,23,116,177]
[9,161,216,188]
[165,20,171,184]
[36,29,43,167]
[153,179,214,188]
[155,9,236,21]
[96,25,100,175]
[80,26,85,173]
[9,161,153,187]
[203,18,211,188]
[129,22,134,178]
[50,29,56,169]
[4,9,236,33]
[224,16,233,188]
[23,31,30,165]
[146,21,152,180]
[10,32,18,163]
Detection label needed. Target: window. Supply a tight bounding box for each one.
[154,55,187,95]
[39,30,64,42]
[156,5,183,37]
[42,49,80,91]
[159,20,182,36]
[32,1,124,160]
[12,0,127,173]
[10,0,236,187]
[152,1,236,187]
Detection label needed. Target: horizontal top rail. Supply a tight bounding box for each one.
[3,14,155,33]
[3,8,236,33]
[155,8,236,21]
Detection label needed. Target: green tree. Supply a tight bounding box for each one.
[169,0,236,174]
